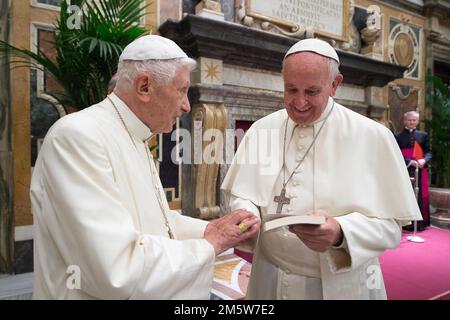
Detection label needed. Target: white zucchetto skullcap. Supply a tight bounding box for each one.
[119,35,188,62]
[284,38,340,64]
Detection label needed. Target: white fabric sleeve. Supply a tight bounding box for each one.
[130,235,215,299]
[229,194,261,218]
[325,212,402,273]
[41,127,215,299]
[229,194,261,253]
[169,210,209,240]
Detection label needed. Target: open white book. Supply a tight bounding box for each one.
[262,214,326,232]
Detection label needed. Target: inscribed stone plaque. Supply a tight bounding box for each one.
[246,0,348,41]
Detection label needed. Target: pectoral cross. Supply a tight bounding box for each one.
[274,187,290,213]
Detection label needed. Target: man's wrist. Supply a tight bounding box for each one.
[333,227,344,247]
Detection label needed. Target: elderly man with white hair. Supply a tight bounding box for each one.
[30,35,260,299]
[395,111,431,231]
[222,38,421,299]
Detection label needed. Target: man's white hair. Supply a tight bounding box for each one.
[404,111,420,119]
[328,58,340,81]
[115,57,196,91]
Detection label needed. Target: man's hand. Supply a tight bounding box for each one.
[204,209,260,255]
[409,160,419,168]
[417,159,426,168]
[288,211,343,252]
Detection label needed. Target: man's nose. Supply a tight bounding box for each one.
[292,94,307,107]
[182,96,191,113]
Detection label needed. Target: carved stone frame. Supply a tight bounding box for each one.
[243,0,350,41]
[191,103,227,220]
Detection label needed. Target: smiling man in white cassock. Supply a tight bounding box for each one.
[221,38,422,299]
[30,35,260,299]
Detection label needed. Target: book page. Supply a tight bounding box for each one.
[262,215,326,232]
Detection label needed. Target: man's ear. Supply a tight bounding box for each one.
[331,74,343,96]
[134,73,152,103]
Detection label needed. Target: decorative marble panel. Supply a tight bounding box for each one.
[223,65,283,92]
[192,57,223,85]
[388,18,421,80]
[336,84,365,102]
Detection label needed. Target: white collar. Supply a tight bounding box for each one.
[108,93,153,142]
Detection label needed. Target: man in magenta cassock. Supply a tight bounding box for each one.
[395,111,432,231]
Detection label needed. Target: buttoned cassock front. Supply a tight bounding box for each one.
[31,93,215,299]
[222,98,422,299]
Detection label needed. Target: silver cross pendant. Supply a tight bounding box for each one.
[274,188,290,214]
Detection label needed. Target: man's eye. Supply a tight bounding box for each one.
[287,88,297,94]
[306,90,318,96]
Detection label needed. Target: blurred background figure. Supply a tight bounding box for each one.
[395,111,432,231]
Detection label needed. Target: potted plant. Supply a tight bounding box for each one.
[0,0,149,112]
[424,74,450,229]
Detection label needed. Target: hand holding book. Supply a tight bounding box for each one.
[262,214,325,232]
[286,211,344,252]
[263,210,344,252]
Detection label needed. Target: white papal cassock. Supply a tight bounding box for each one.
[30,93,215,299]
[222,98,422,299]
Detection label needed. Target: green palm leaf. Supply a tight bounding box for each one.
[424,73,450,187]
